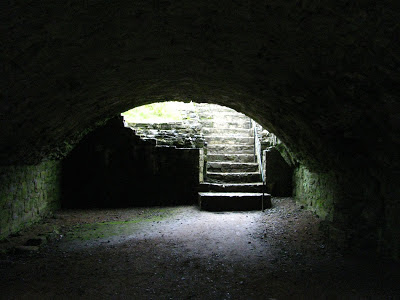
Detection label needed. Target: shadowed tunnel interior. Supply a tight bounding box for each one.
[1,1,400,297]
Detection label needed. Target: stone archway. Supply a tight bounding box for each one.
[1,1,399,259]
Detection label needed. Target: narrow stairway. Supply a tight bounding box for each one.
[197,104,271,211]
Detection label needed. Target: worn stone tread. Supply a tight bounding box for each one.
[204,136,253,145]
[206,172,261,183]
[207,144,255,154]
[201,121,251,129]
[202,128,253,136]
[201,182,265,186]
[207,162,259,172]
[207,154,255,163]
[207,171,260,175]
[207,162,258,166]
[199,192,264,197]
[198,182,266,192]
[198,192,271,211]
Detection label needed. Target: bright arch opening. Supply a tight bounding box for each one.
[120,101,292,211]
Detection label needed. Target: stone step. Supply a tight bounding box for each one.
[207,153,255,163]
[202,127,253,136]
[207,144,254,154]
[195,104,237,113]
[198,192,271,211]
[206,172,261,183]
[198,111,248,117]
[199,113,250,123]
[199,118,250,127]
[199,182,267,193]
[207,162,259,173]
[201,121,251,129]
[196,109,239,115]
[205,136,253,145]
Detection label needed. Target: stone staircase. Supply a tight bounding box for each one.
[197,104,271,211]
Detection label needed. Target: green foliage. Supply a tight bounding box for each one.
[122,102,188,123]
[65,208,179,241]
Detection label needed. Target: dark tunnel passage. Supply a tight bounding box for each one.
[1,1,400,298]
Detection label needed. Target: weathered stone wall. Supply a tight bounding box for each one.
[293,164,400,259]
[62,117,200,208]
[128,122,205,148]
[0,161,61,239]
[125,102,205,148]
[293,166,337,221]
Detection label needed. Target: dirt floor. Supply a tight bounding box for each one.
[0,197,399,299]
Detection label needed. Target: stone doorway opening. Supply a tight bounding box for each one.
[61,101,292,210]
[122,101,293,211]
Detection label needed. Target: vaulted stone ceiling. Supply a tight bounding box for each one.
[2,0,399,174]
[1,0,400,259]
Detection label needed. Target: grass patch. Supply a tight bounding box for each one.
[65,208,178,241]
[122,102,191,123]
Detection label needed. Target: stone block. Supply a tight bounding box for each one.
[0,161,61,240]
[199,192,269,211]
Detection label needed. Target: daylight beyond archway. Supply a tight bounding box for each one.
[123,102,292,211]
[61,102,292,209]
